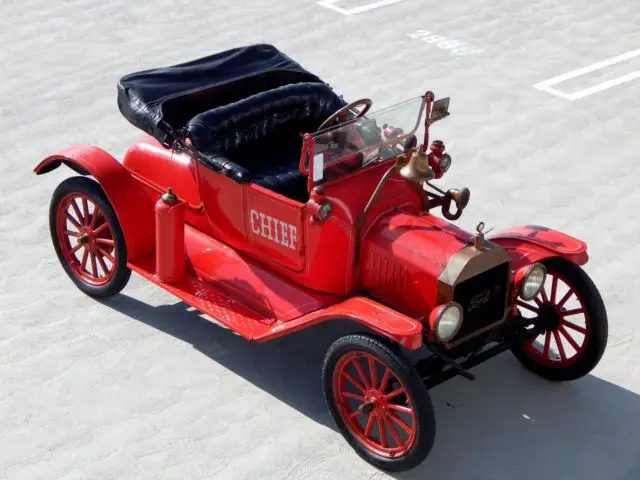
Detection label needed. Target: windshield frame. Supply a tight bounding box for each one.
[300,95,429,188]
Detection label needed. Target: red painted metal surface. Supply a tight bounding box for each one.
[255,296,423,350]
[427,140,446,179]
[305,160,424,294]
[360,206,473,317]
[122,136,202,207]
[490,224,589,268]
[129,255,276,340]
[318,160,421,226]
[332,351,417,456]
[33,135,588,352]
[245,184,305,271]
[154,193,187,283]
[193,160,248,246]
[55,192,118,285]
[34,145,155,262]
[121,136,215,235]
[301,200,354,294]
[108,135,445,306]
[419,91,433,153]
[129,231,422,348]
[182,225,341,321]
[124,135,426,297]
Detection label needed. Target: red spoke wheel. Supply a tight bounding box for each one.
[511,257,608,381]
[49,177,131,298]
[323,333,435,472]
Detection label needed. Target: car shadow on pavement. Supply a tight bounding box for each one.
[106,294,640,480]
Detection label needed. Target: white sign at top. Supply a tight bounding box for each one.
[317,0,404,16]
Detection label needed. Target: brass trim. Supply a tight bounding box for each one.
[352,162,399,265]
[437,241,510,300]
[435,239,512,349]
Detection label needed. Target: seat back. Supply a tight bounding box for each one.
[186,82,345,182]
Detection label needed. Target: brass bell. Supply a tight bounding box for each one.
[399,150,435,183]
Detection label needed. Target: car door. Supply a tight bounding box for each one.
[243,184,305,272]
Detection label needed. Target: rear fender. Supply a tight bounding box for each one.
[34,145,155,262]
[489,224,588,270]
[256,296,424,350]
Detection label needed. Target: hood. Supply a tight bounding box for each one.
[361,207,502,317]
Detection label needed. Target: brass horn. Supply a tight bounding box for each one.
[399,150,435,183]
[449,187,470,209]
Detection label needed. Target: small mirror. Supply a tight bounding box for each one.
[430,97,451,123]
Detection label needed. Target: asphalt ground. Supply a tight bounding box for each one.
[2,1,639,478]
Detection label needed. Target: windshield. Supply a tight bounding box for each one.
[309,96,426,183]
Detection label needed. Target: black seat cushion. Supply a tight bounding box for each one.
[186,82,345,189]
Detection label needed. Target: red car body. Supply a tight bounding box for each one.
[34,44,607,472]
[33,127,589,347]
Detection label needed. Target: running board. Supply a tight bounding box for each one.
[128,253,423,349]
[129,255,276,340]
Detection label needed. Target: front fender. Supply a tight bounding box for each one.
[256,296,424,350]
[34,145,155,262]
[489,224,588,270]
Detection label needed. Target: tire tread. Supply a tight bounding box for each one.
[322,333,435,472]
[49,176,131,298]
[511,257,608,381]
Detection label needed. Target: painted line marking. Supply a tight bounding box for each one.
[317,0,404,15]
[406,29,484,57]
[533,47,640,100]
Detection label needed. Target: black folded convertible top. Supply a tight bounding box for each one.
[117,43,325,145]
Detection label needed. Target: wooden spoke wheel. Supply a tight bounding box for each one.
[512,257,608,381]
[322,333,435,472]
[49,177,130,298]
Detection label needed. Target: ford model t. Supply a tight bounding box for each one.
[34,44,608,471]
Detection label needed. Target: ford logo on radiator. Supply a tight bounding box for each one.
[469,290,490,311]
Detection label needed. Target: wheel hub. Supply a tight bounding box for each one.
[538,303,561,330]
[78,233,90,245]
[359,390,385,413]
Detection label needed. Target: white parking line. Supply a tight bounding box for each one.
[316,0,404,15]
[533,47,640,100]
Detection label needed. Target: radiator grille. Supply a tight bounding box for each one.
[452,262,510,340]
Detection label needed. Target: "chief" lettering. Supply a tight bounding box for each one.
[250,209,297,250]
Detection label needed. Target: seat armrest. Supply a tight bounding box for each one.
[198,151,252,183]
[187,119,252,183]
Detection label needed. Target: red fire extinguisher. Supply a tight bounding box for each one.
[155,187,185,283]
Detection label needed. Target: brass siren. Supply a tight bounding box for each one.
[399,149,435,183]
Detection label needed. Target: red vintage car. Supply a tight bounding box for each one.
[34,44,608,472]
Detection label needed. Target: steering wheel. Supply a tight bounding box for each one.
[317,98,372,132]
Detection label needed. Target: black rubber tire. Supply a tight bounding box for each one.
[511,257,608,381]
[322,333,436,472]
[49,176,131,298]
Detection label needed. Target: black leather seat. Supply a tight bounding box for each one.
[186,82,345,192]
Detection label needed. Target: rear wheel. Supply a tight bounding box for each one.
[322,333,436,472]
[49,176,131,298]
[511,257,608,381]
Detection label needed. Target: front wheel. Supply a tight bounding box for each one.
[322,333,436,472]
[49,176,131,298]
[511,257,608,381]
